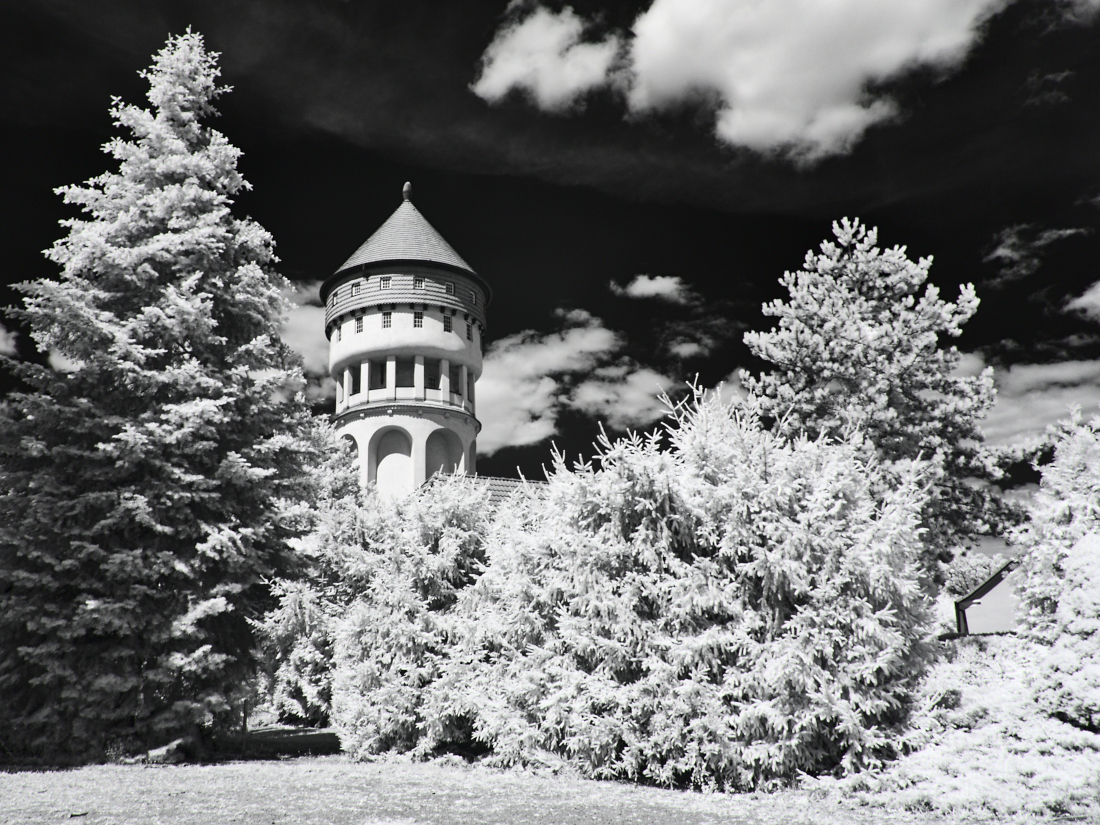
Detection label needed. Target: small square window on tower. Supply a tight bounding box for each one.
[351,281,361,296]
[414,311,423,328]
[380,276,391,289]
[355,316,363,334]
[466,322,472,341]
[443,314,452,333]
[382,311,392,329]
[446,281,455,295]
[471,290,477,305]
[414,276,424,289]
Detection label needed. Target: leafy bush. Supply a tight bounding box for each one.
[1013,406,1100,645]
[254,430,361,727]
[942,551,1006,597]
[1033,532,1100,732]
[421,390,934,789]
[254,579,335,726]
[325,474,491,759]
[809,635,1100,820]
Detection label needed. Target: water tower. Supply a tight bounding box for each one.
[320,183,489,496]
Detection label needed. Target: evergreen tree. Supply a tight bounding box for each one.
[0,31,318,760]
[254,429,361,728]
[1012,406,1100,645]
[741,218,1010,584]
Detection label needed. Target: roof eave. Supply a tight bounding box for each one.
[319,259,493,305]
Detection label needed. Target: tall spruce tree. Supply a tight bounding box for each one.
[741,218,1012,585]
[0,31,318,760]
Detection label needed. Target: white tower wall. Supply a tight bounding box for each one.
[321,186,489,496]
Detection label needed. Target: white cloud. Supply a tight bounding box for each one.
[996,359,1100,396]
[474,0,1007,160]
[953,351,988,378]
[472,6,622,111]
[570,364,675,429]
[627,0,1009,160]
[279,280,334,401]
[477,310,621,455]
[711,370,747,407]
[0,322,17,357]
[1066,281,1100,320]
[667,340,706,359]
[477,309,679,454]
[48,351,81,372]
[983,224,1090,287]
[609,274,697,304]
[980,358,1100,445]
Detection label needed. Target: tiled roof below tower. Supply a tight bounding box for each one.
[473,476,546,508]
[419,473,545,509]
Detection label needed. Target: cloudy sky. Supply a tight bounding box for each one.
[2,0,1100,479]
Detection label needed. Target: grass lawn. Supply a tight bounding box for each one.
[5,638,1095,825]
[1,756,953,825]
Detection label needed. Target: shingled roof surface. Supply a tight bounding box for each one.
[336,197,475,276]
[474,476,545,508]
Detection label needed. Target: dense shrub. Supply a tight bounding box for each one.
[810,635,1100,820]
[254,432,361,727]
[1033,532,1100,731]
[1013,406,1100,645]
[420,391,935,789]
[255,579,335,726]
[323,474,491,758]
[942,551,1006,598]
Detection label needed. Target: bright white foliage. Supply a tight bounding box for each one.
[0,31,318,758]
[742,218,1000,579]
[411,390,935,789]
[1013,407,1100,645]
[810,635,1100,819]
[1033,532,1100,731]
[326,474,491,758]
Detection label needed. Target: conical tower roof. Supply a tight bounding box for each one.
[334,183,476,276]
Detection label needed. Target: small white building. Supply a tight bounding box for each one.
[320,183,489,496]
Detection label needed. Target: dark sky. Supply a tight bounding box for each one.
[2,0,1100,478]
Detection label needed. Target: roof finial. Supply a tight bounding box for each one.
[402,181,412,201]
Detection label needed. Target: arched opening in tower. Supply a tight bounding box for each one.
[373,427,413,496]
[340,433,359,459]
[425,428,464,479]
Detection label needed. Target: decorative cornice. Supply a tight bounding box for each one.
[334,401,482,434]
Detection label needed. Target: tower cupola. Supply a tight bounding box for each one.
[321,184,489,496]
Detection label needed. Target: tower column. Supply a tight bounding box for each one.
[414,356,425,401]
[386,356,397,401]
[412,429,427,488]
[440,358,450,396]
